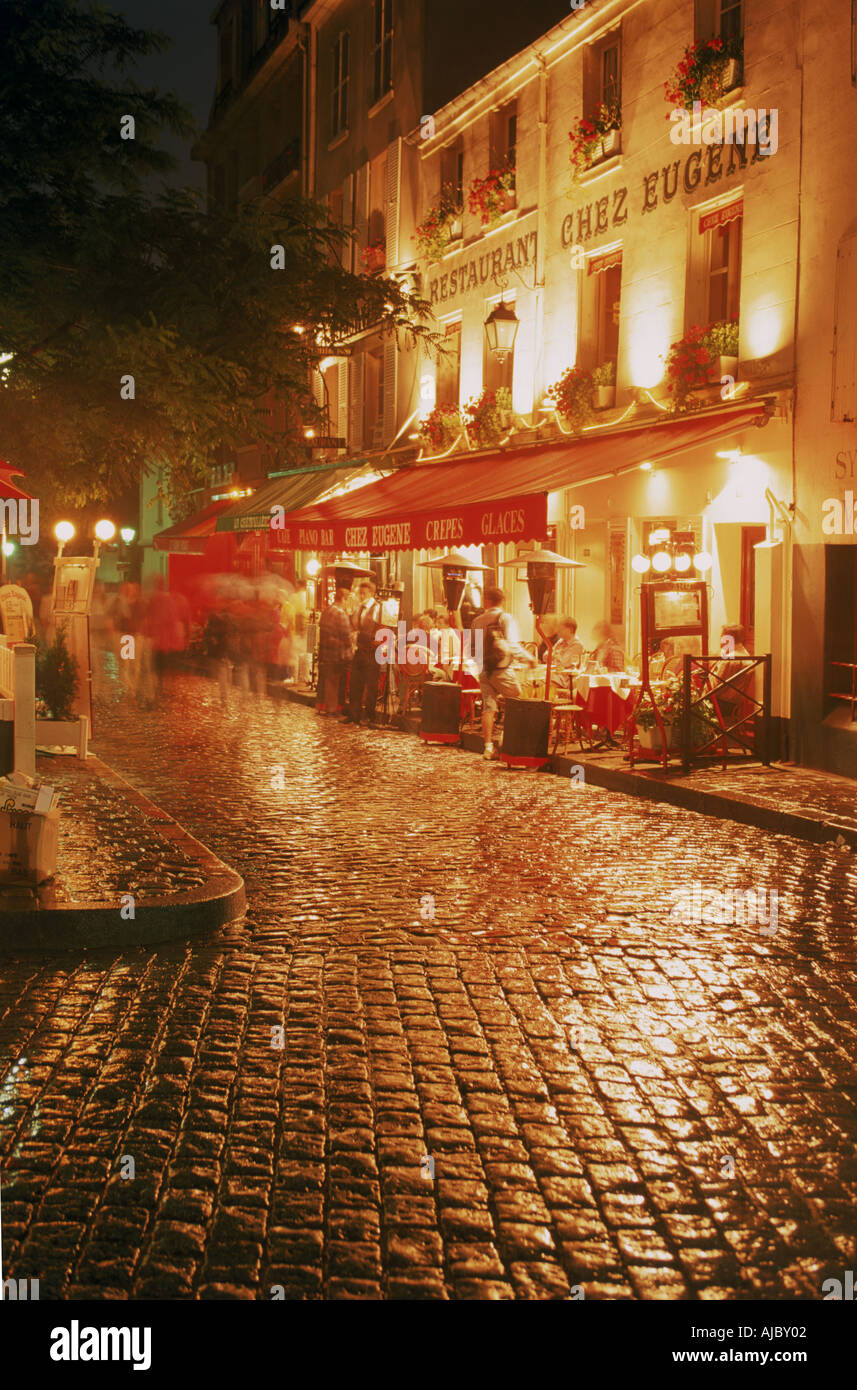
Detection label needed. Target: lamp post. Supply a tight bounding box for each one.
[484,300,519,363]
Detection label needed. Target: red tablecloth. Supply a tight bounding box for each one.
[575,685,635,735]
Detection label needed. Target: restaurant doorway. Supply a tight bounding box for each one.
[740,525,766,648]
[823,544,857,720]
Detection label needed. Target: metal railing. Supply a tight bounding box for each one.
[680,653,772,773]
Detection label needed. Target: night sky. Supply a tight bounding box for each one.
[111,0,216,189]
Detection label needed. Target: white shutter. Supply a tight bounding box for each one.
[337,360,349,447]
[383,337,398,443]
[833,233,857,422]
[385,137,402,269]
[349,352,365,450]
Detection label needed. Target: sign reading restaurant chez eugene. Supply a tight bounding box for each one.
[268,492,547,551]
[559,137,770,250]
[428,222,538,306]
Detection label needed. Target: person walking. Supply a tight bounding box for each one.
[345,577,382,725]
[472,585,536,760]
[317,586,354,716]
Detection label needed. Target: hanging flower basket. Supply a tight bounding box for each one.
[664,36,744,112]
[568,105,622,182]
[415,185,462,264]
[420,402,462,452]
[546,366,595,433]
[463,387,513,448]
[467,162,516,227]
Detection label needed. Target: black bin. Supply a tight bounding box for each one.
[499,697,552,768]
[419,681,461,744]
[0,719,13,776]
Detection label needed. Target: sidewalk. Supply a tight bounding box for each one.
[0,752,245,951]
[272,677,857,848]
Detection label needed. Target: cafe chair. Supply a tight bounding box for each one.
[397,661,429,715]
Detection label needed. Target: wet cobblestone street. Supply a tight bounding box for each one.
[1,672,856,1300]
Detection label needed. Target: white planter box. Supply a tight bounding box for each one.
[595,385,616,409]
[35,716,89,759]
[599,129,621,160]
[717,354,739,380]
[637,721,677,751]
[722,58,742,92]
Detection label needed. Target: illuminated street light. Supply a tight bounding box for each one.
[674,551,692,573]
[55,521,75,544]
[652,550,672,573]
[631,553,651,574]
[484,300,519,363]
[95,519,116,542]
[120,527,136,544]
[694,551,713,572]
[2,540,16,557]
[305,557,322,577]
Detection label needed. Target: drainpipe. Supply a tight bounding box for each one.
[300,22,315,199]
[531,55,549,427]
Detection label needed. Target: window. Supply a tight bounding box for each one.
[695,0,743,43]
[601,41,621,109]
[364,345,385,447]
[372,0,394,104]
[440,141,464,237]
[436,321,462,406]
[719,0,742,42]
[490,102,517,176]
[706,213,742,322]
[332,32,350,137]
[595,261,622,368]
[583,30,622,120]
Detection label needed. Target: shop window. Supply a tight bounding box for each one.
[436,321,462,407]
[706,212,742,323]
[372,0,394,105]
[824,545,857,719]
[331,31,350,137]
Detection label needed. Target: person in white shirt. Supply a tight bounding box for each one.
[472,586,536,759]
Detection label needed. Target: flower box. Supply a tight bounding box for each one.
[717,354,739,381]
[593,128,621,164]
[595,385,616,409]
[637,721,678,751]
[721,58,742,94]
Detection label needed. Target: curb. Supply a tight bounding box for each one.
[0,755,246,952]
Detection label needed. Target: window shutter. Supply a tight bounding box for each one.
[337,360,349,446]
[342,172,354,269]
[385,137,401,269]
[349,352,365,449]
[383,337,398,443]
[694,0,717,41]
[833,233,857,422]
[355,163,369,254]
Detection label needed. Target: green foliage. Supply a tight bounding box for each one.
[35,626,79,722]
[0,0,434,510]
[592,361,616,387]
[705,319,739,358]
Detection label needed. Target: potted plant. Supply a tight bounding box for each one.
[35,625,87,755]
[664,36,744,112]
[568,104,622,182]
[664,324,715,410]
[467,161,516,228]
[634,673,717,751]
[704,318,739,380]
[420,401,462,452]
[546,365,595,433]
[592,360,616,409]
[414,184,462,264]
[463,388,513,448]
[361,239,386,275]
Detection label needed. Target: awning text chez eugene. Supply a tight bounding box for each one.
[267,494,547,552]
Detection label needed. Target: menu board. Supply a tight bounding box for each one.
[653,587,703,632]
[52,557,96,616]
[644,580,709,643]
[0,584,34,642]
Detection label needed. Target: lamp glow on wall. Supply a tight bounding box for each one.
[484,300,519,363]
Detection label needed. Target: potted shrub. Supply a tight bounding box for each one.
[35,625,86,754]
[705,318,739,381]
[664,36,744,112]
[420,402,462,452]
[568,104,622,182]
[664,324,715,411]
[592,360,616,409]
[414,184,462,264]
[361,239,386,274]
[546,365,595,433]
[463,388,513,448]
[467,161,516,228]
[634,673,717,751]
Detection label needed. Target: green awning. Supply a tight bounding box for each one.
[215,462,369,533]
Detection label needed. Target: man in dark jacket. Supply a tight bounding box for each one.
[317,587,354,715]
[345,577,382,725]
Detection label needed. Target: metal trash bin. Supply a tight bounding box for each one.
[499,697,552,769]
[419,681,461,745]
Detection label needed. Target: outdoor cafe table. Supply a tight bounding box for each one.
[571,672,635,736]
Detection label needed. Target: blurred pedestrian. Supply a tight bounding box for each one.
[317,587,354,716]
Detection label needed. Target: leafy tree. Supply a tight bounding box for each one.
[0,0,431,513]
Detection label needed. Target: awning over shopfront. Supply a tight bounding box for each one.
[215,464,369,534]
[272,403,769,552]
[153,499,232,554]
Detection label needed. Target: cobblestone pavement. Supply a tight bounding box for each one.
[1,671,856,1300]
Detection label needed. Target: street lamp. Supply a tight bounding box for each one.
[484,300,519,363]
[54,520,75,557]
[93,518,116,563]
[120,527,136,545]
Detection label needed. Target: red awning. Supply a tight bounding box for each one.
[588,249,623,276]
[699,199,743,235]
[0,463,33,501]
[275,404,769,552]
[153,499,233,554]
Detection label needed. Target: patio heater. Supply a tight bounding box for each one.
[496,546,584,770]
[417,548,491,647]
[416,551,491,744]
[502,547,583,700]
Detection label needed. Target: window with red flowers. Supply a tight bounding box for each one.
[695,0,743,44]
